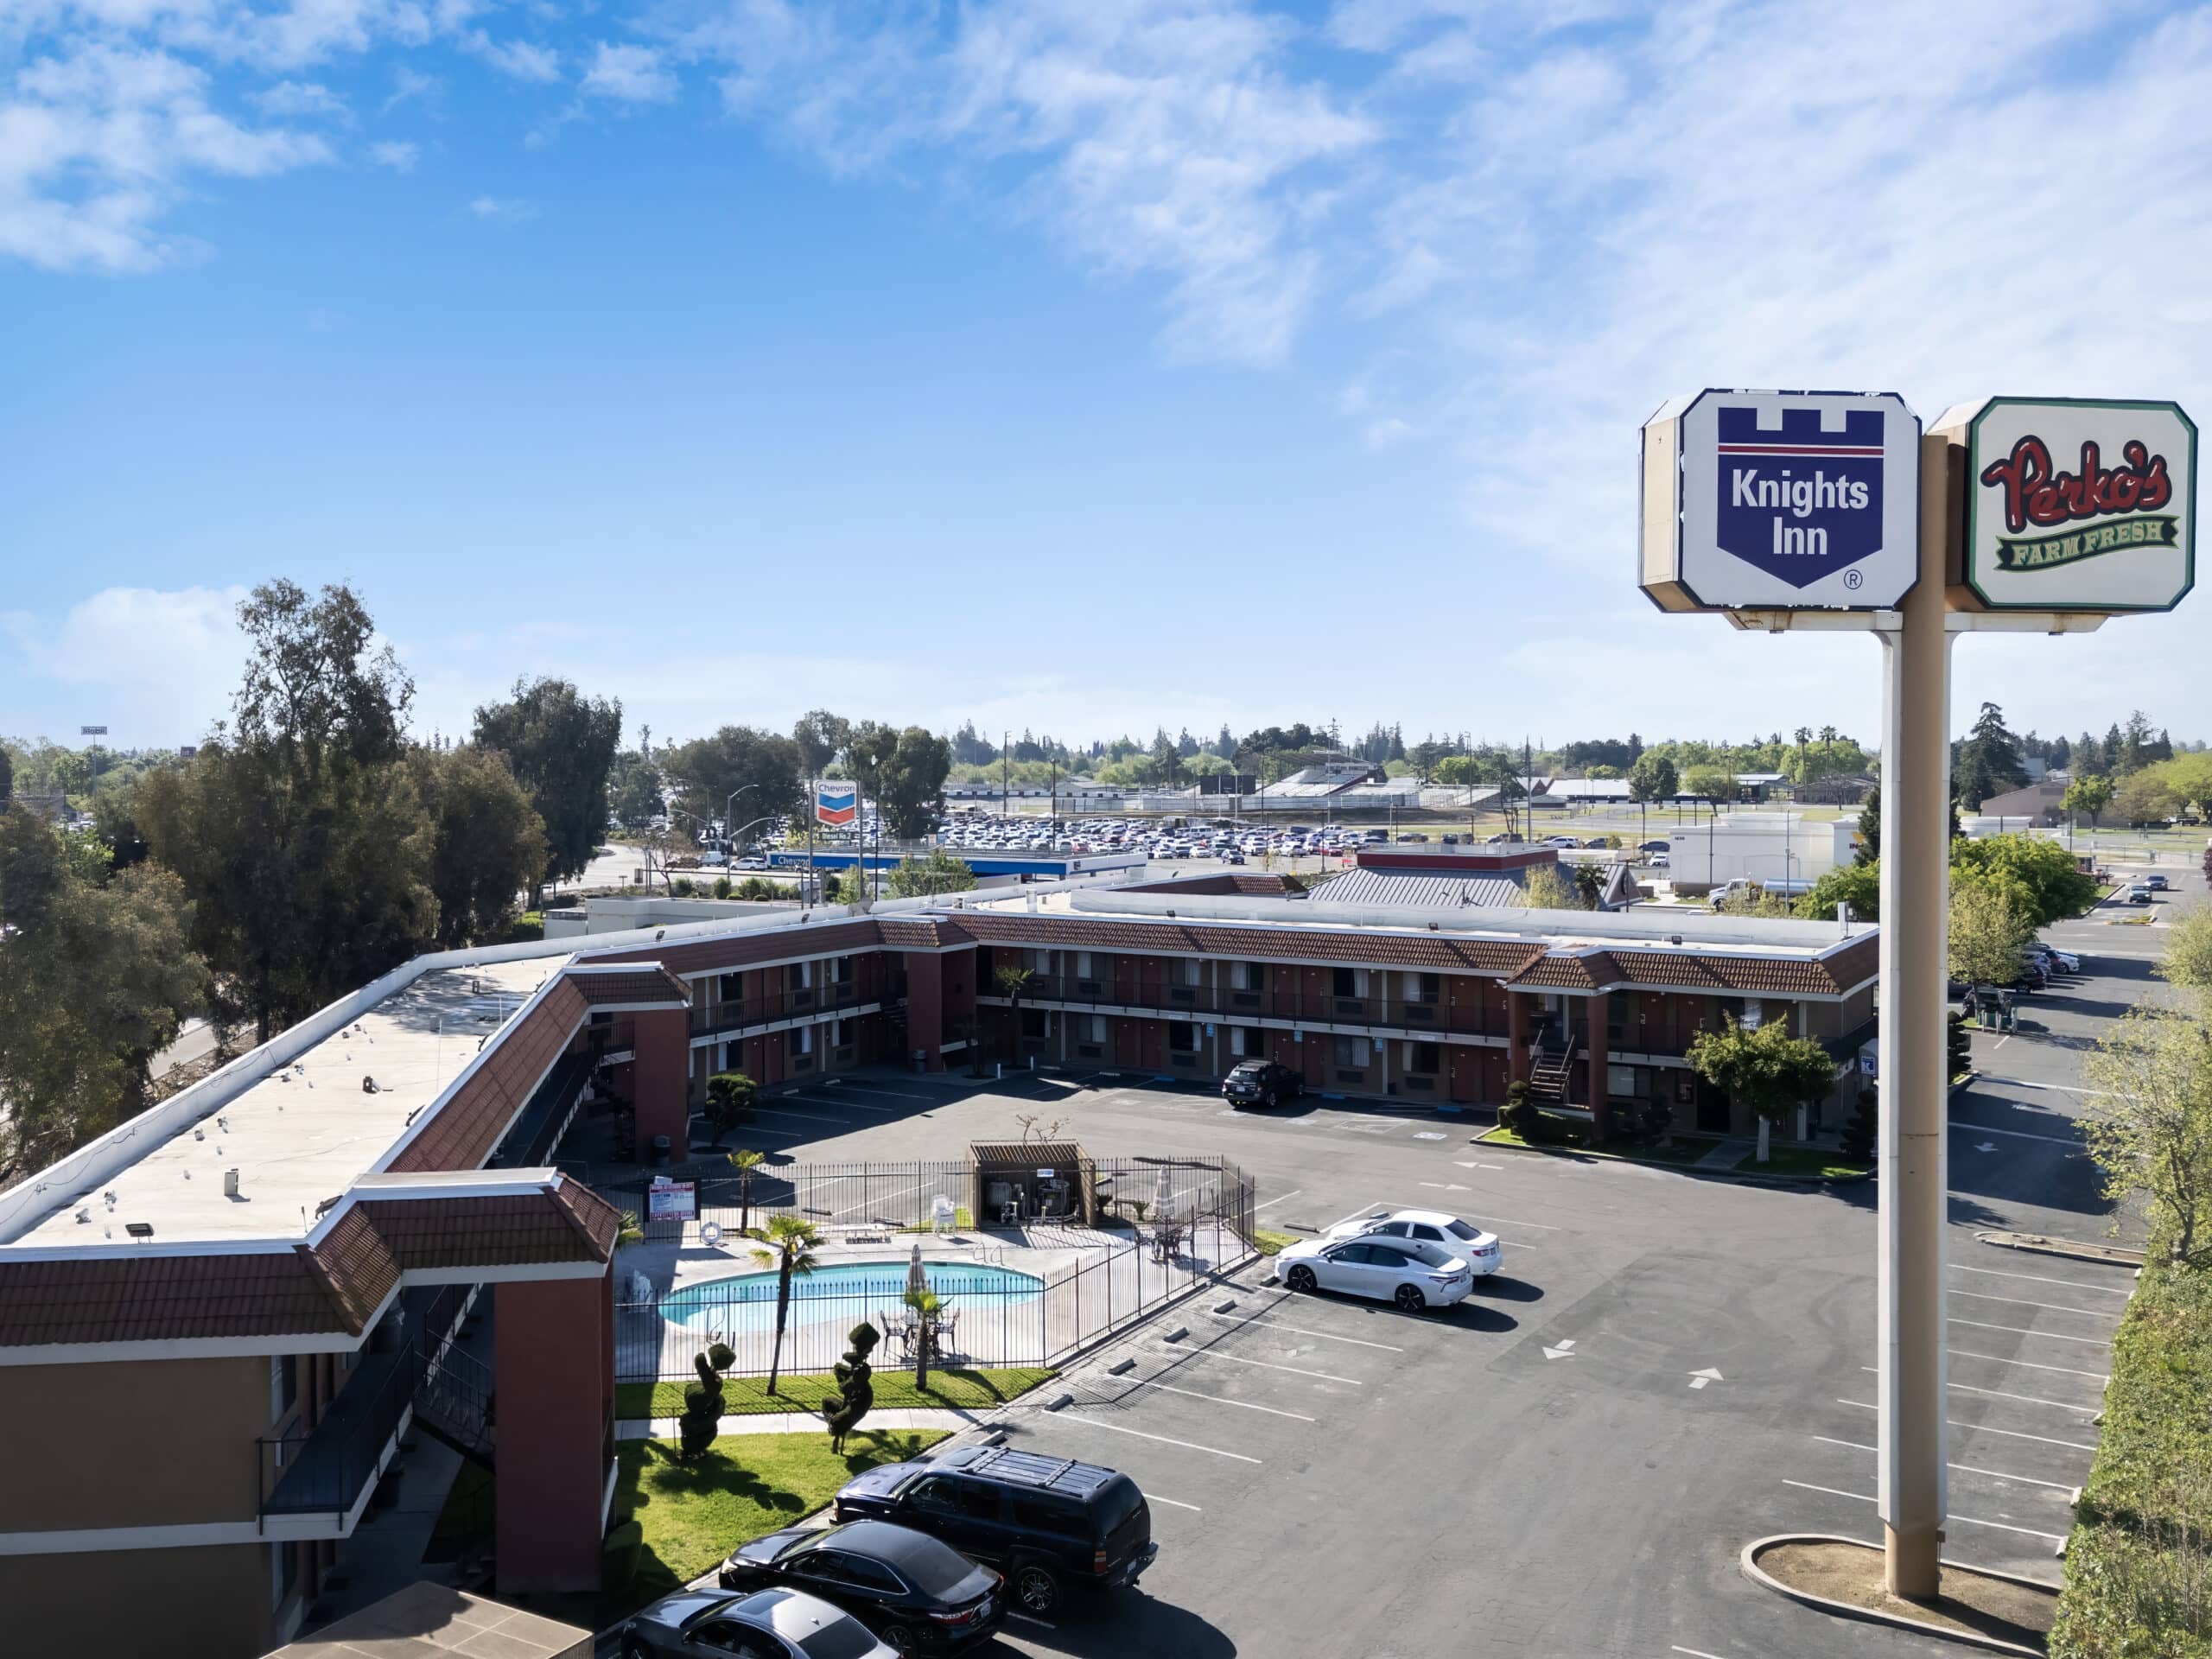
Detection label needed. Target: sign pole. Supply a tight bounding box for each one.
[1875,433,1955,1599]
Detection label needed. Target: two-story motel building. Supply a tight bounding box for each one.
[0,874,1873,1657]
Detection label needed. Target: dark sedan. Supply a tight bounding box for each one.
[721,1520,1002,1655]
[619,1586,893,1659]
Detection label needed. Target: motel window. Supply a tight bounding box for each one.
[1608,1065,1638,1099]
[1405,1041,1441,1076]
[1022,1009,1048,1039]
[835,1020,857,1048]
[1740,999,1764,1031]
[790,961,813,992]
[1075,952,1095,981]
[831,956,853,987]
[1168,1022,1198,1054]
[1169,958,1201,988]
[1403,973,1441,1005]
[1332,1034,1365,1069]
[270,1354,297,1422]
[1084,1014,1107,1044]
[1333,967,1369,999]
[787,1025,814,1055]
[1236,962,1266,992]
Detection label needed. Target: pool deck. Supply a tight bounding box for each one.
[613,1219,1245,1381]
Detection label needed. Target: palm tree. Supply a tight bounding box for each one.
[615,1210,645,1249]
[902,1285,944,1391]
[749,1215,822,1395]
[994,963,1033,1065]
[728,1148,766,1233]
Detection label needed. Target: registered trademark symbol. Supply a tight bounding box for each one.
[1844,568,1865,589]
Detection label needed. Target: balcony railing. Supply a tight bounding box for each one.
[988,975,1494,1037]
[690,983,874,1040]
[258,1287,472,1522]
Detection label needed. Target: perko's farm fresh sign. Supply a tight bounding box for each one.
[1943,397,2196,613]
[1639,390,1921,612]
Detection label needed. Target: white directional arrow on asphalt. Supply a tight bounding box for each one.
[1975,1142,1999,1153]
[1687,1367,1724,1389]
[1419,1182,1471,1192]
[1542,1339,1577,1360]
[1453,1160,1504,1172]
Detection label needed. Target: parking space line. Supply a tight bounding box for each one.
[1146,1495,1203,1512]
[1948,1120,2083,1147]
[1952,1262,2132,1295]
[1128,1378,1318,1421]
[1839,1400,2096,1451]
[1671,1648,1732,1659]
[1952,1288,2122,1319]
[1047,1412,1262,1463]
[829,1181,925,1218]
[1254,1189,1305,1212]
[832,1084,934,1099]
[1949,1317,2113,1348]
[1779,1481,2068,1543]
[1950,1349,2111,1382]
[1851,1376,2099,1417]
[790,1093,899,1114]
[1201,1308,1406,1351]
[1812,1435,2079,1492]
[750,1106,846,1125]
[1454,1210,1564,1231]
[1171,1345,1363,1385]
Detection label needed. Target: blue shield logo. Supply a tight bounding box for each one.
[1713,406,1887,589]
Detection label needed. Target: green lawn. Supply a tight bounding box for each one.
[610,1428,946,1624]
[1730,1144,1872,1180]
[1253,1228,1300,1256]
[616,1365,1054,1421]
[1478,1122,1719,1166]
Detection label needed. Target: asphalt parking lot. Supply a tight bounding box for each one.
[626,852,2198,1658]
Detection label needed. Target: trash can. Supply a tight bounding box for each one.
[650,1134,671,1166]
[913,1048,927,1074]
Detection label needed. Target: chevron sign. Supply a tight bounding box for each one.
[816,781,857,827]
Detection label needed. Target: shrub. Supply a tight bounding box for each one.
[704,1071,758,1147]
[1839,1084,1878,1162]
[671,877,696,897]
[712,875,732,899]
[677,1350,723,1461]
[821,1320,880,1452]
[1497,1081,1538,1138]
[706,1341,734,1374]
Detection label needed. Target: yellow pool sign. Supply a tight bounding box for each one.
[1938,397,2196,613]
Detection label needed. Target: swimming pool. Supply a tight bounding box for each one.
[658,1259,1046,1335]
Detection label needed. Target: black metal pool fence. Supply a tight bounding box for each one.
[612,1156,1256,1384]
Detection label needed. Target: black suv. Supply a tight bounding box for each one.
[831,1446,1156,1618]
[1223,1059,1303,1108]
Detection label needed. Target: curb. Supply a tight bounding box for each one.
[1740,1534,2053,1657]
[1473,1131,1872,1187]
[1976,1230,2145,1268]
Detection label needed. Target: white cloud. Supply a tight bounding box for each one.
[694,1,1376,365]
[0,44,332,271]
[467,193,536,220]
[464,32,561,83]
[367,137,417,169]
[253,79,349,119]
[3,586,249,743]
[582,41,675,103]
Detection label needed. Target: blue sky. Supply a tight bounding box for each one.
[3,0,2209,754]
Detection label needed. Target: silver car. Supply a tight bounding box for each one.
[618,1586,895,1659]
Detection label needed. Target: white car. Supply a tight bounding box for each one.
[1272,1235,1472,1311]
[2031,944,2082,973]
[1325,1209,1502,1276]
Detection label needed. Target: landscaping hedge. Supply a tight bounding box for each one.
[2051,1251,2212,1658]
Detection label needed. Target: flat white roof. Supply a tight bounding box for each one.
[7,959,551,1250]
[988,887,1868,960]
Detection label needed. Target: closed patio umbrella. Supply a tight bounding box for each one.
[907,1242,927,1296]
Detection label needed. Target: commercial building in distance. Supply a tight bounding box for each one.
[0,869,1874,1658]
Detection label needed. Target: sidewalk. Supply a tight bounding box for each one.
[616,1404,995,1442]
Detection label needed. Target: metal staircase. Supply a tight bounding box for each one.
[412,1343,495,1470]
[1527,1039,1579,1106]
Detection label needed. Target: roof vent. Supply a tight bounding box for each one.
[124,1221,154,1240]
[224,1168,241,1199]
[1669,935,1683,946]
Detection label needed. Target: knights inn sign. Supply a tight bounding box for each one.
[1638,390,1922,612]
[1942,396,2196,613]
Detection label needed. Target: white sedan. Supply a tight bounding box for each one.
[1271,1235,1473,1311]
[1325,1209,1503,1276]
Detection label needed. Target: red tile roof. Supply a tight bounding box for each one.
[561,966,690,1008]
[0,1179,619,1351]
